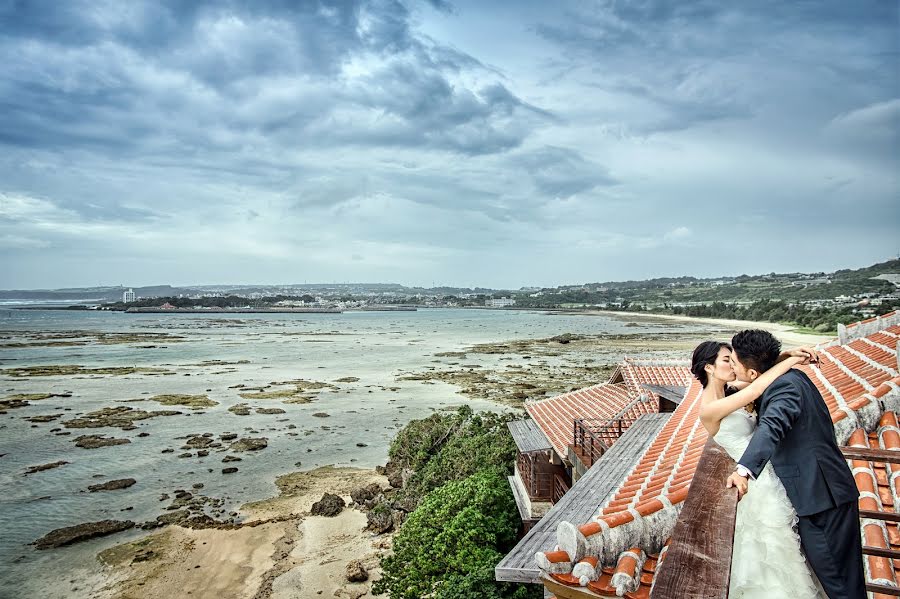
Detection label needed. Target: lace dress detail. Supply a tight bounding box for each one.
[713,411,826,598]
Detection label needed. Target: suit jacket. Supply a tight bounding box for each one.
[738,369,859,517]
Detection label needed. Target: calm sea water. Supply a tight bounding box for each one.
[0,307,711,598]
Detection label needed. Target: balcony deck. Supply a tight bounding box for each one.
[496,413,671,584]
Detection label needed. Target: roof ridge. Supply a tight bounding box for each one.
[839,310,900,343]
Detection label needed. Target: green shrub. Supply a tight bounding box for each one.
[388,406,519,506]
[373,469,539,599]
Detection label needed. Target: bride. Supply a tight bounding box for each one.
[692,340,825,599]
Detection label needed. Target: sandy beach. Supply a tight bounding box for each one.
[96,467,389,599]
[597,310,834,347]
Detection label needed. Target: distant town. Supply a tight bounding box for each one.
[3,258,898,333]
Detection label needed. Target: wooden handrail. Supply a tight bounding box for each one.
[840,447,900,462]
[860,509,900,523]
[867,582,900,596]
[650,439,738,599]
[862,545,900,560]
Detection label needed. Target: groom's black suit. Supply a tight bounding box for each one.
[738,368,865,599]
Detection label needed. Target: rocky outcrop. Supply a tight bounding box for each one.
[182,435,214,449]
[63,406,180,429]
[33,520,135,549]
[88,478,137,492]
[310,493,345,517]
[74,435,130,449]
[350,483,383,506]
[365,504,393,534]
[345,559,369,582]
[227,404,252,416]
[24,461,69,474]
[228,437,267,452]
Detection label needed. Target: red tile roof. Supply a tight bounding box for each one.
[526,360,691,459]
[613,359,693,395]
[526,382,650,458]
[536,314,900,597]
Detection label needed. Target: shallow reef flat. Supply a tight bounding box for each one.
[0,329,186,348]
[1,364,175,378]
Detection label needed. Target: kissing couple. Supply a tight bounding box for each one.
[692,329,865,599]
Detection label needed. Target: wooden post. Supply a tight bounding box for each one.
[650,439,738,599]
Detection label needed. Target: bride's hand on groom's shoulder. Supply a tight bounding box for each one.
[785,346,819,365]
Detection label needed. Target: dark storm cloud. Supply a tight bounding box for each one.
[0,0,896,288]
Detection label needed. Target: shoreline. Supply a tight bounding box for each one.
[573,310,834,347]
[3,308,821,598]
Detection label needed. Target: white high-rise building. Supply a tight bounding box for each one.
[123,288,136,303]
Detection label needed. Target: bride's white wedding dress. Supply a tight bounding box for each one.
[713,410,825,598]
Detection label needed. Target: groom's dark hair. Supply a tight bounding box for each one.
[731,329,781,373]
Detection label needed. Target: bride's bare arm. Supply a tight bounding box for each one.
[700,355,806,426]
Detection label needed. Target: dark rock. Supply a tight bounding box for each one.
[256,408,286,415]
[229,437,267,452]
[366,507,393,533]
[74,435,130,449]
[88,478,137,492]
[356,443,367,447]
[222,467,238,474]
[387,469,404,489]
[222,455,242,463]
[183,436,213,449]
[24,461,69,475]
[137,432,150,437]
[310,493,345,517]
[32,520,135,549]
[156,510,190,525]
[350,483,382,506]
[161,448,174,453]
[345,559,369,582]
[177,452,192,458]
[312,412,330,418]
[220,433,238,441]
[197,450,209,457]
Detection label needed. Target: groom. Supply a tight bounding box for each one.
[725,329,865,599]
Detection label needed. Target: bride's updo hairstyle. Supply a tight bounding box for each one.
[691,340,731,387]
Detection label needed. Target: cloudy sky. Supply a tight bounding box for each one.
[0,0,897,289]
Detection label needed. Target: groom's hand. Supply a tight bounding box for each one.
[726,471,749,499]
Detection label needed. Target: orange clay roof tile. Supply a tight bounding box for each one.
[535,315,900,595]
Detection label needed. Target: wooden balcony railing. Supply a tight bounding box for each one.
[650,439,738,599]
[517,451,567,503]
[552,472,570,505]
[573,418,609,467]
[517,452,535,497]
[572,395,652,468]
